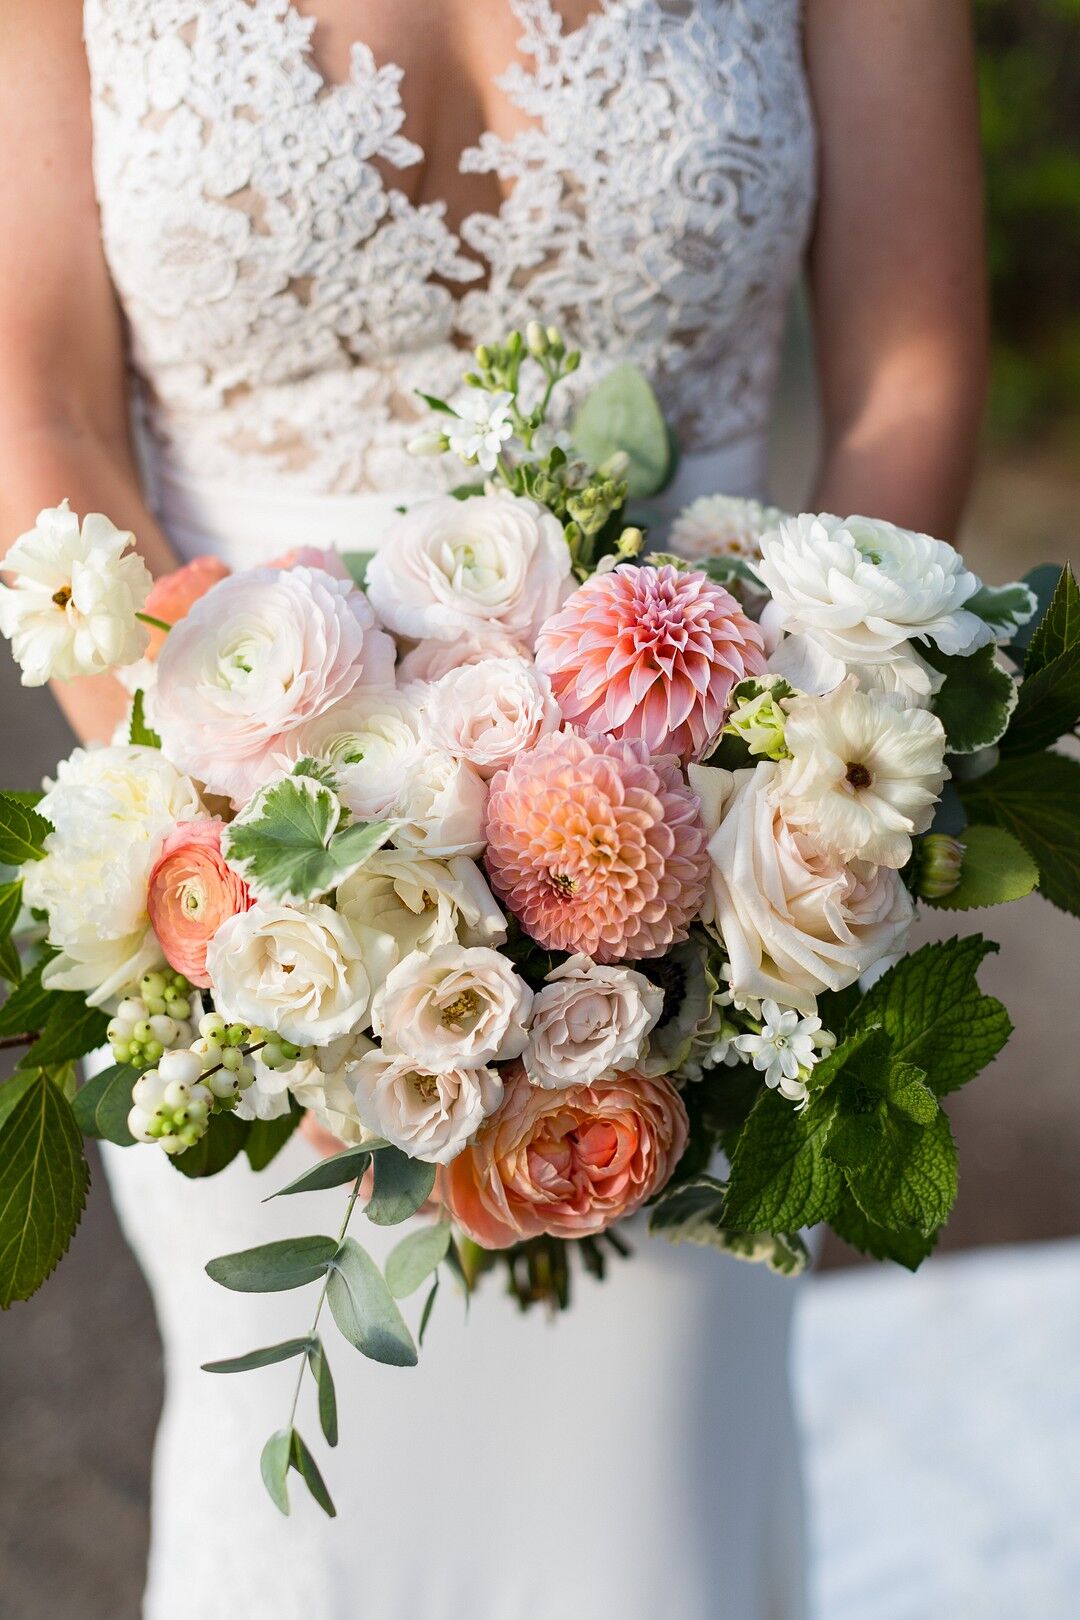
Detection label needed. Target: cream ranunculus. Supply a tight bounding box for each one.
[0,503,151,686]
[278,688,423,820]
[372,943,533,1067]
[419,657,561,778]
[347,1049,504,1164]
[523,955,664,1090]
[365,492,572,647]
[393,750,488,858]
[206,899,386,1045]
[23,744,204,1006]
[336,851,505,985]
[690,761,915,1017]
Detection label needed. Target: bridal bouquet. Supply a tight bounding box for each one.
[1,325,1077,1516]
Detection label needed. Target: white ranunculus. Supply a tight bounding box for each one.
[348,1049,503,1164]
[775,677,948,868]
[365,492,572,647]
[336,851,505,984]
[396,627,529,697]
[393,750,487,857]
[206,900,387,1045]
[766,630,943,712]
[690,761,915,1017]
[0,503,151,686]
[372,943,533,1067]
[669,493,785,564]
[523,954,664,1090]
[420,657,560,778]
[278,688,423,820]
[23,744,204,1005]
[755,513,993,675]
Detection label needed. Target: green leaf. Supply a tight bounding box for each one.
[244,1104,302,1173]
[340,551,374,591]
[414,391,458,416]
[1025,563,1079,675]
[260,1429,292,1516]
[0,955,60,1038]
[854,935,1012,1096]
[965,579,1038,641]
[925,824,1039,910]
[0,879,23,984]
[222,775,392,903]
[1009,564,1064,661]
[72,1062,138,1146]
[0,792,51,865]
[17,999,109,1071]
[289,1429,336,1518]
[829,1190,938,1271]
[202,1337,313,1374]
[418,1275,440,1345]
[128,689,161,749]
[169,1110,250,1178]
[841,1107,957,1235]
[307,1340,338,1448]
[1000,640,1080,755]
[925,641,1017,754]
[960,750,1080,917]
[723,1090,843,1232]
[365,1147,437,1227]
[268,1140,382,1199]
[570,364,671,498]
[648,1173,809,1275]
[385,1222,452,1298]
[325,1237,417,1366]
[0,1069,89,1306]
[206,1234,339,1293]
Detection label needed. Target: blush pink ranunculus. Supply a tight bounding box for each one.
[535,563,766,763]
[442,1062,688,1247]
[147,818,252,987]
[267,546,350,580]
[142,556,230,659]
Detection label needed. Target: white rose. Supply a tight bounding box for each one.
[0,503,151,686]
[24,744,203,1006]
[336,850,505,983]
[278,689,422,820]
[372,944,532,1067]
[420,657,560,778]
[365,492,572,647]
[206,900,385,1045]
[523,954,664,1089]
[394,750,487,857]
[348,1049,503,1164]
[690,762,915,1017]
[396,627,529,697]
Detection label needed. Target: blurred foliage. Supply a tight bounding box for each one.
[976,0,1080,438]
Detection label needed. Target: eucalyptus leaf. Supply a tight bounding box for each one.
[260,1429,292,1516]
[570,364,671,498]
[418,1275,440,1345]
[268,1140,383,1200]
[202,1337,313,1374]
[206,1234,339,1293]
[289,1429,336,1518]
[365,1147,437,1227]
[308,1340,338,1448]
[385,1222,451,1298]
[325,1237,417,1366]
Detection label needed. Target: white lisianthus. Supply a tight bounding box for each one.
[775,678,949,869]
[279,689,422,820]
[206,900,389,1045]
[372,944,533,1067]
[348,1049,504,1165]
[394,750,488,857]
[0,503,152,686]
[24,745,203,1006]
[689,761,915,1017]
[336,851,505,982]
[396,628,529,697]
[445,388,515,473]
[669,493,785,564]
[523,955,664,1090]
[420,657,560,778]
[365,492,572,647]
[734,1001,827,1107]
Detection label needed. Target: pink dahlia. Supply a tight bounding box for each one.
[534,563,766,763]
[484,729,709,962]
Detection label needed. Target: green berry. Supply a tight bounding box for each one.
[140,971,167,1000]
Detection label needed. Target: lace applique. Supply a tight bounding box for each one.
[84,0,816,496]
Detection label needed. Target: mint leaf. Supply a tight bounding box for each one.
[128,689,161,749]
[648,1173,809,1274]
[723,1090,843,1231]
[1000,640,1080,755]
[926,642,1017,754]
[268,1139,381,1199]
[830,1189,939,1271]
[925,824,1039,911]
[0,879,23,984]
[0,792,50,865]
[1025,563,1079,676]
[965,579,1037,641]
[72,1062,139,1146]
[222,775,391,902]
[570,364,670,498]
[841,1107,957,1235]
[0,1070,89,1305]
[960,750,1080,917]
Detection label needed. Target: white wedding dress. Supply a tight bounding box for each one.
[83,3,818,1615]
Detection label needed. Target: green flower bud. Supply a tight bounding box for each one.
[725,677,792,762]
[914,833,966,900]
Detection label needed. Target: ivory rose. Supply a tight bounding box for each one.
[443,1064,689,1247]
[689,762,915,1017]
[348,1050,504,1164]
[371,944,532,1067]
[523,955,664,1089]
[394,750,488,858]
[420,657,560,778]
[336,851,505,977]
[147,817,251,987]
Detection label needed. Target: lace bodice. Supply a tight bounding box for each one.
[84,0,816,499]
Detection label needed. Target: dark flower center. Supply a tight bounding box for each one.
[845,762,873,790]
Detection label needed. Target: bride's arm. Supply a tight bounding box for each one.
[804,0,988,540]
[0,1,179,744]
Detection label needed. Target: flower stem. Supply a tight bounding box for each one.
[136,611,172,633]
[0,1031,36,1052]
[286,1172,365,1434]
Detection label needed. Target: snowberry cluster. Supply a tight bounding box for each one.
[106,969,197,1069]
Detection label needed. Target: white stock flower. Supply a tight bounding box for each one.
[420,657,560,778]
[523,955,663,1090]
[279,688,422,820]
[446,389,515,472]
[336,850,505,977]
[0,503,151,685]
[23,745,203,1006]
[734,1000,823,1106]
[372,943,532,1067]
[206,900,386,1045]
[394,750,487,857]
[669,494,785,563]
[776,678,949,868]
[365,492,572,647]
[690,761,915,1017]
[348,1049,504,1164]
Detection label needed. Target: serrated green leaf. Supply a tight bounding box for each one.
[128,689,161,749]
[842,1107,957,1235]
[723,1090,843,1232]
[0,955,60,1038]
[340,551,374,590]
[17,999,109,1071]
[244,1104,302,1172]
[325,1237,417,1366]
[385,1221,451,1298]
[0,880,23,984]
[169,1109,250,1178]
[0,792,50,865]
[1009,564,1064,660]
[267,1140,381,1200]
[206,1234,339,1293]
[72,1063,138,1146]
[829,1190,939,1271]
[966,579,1037,641]
[926,641,1017,754]
[1000,640,1080,755]
[570,364,670,498]
[1025,563,1079,676]
[202,1337,313,1374]
[647,1173,810,1274]
[0,1070,89,1306]
[960,750,1080,917]
[260,1429,292,1516]
[926,824,1039,911]
[307,1341,338,1447]
[289,1429,336,1518]
[222,775,391,902]
[365,1147,437,1227]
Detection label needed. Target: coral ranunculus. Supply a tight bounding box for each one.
[143,556,230,659]
[443,1063,688,1247]
[535,563,766,762]
[484,729,709,962]
[147,818,252,987]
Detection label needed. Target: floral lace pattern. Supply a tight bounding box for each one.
[84,0,816,495]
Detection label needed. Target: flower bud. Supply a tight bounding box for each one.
[914,833,966,900]
[525,320,548,357]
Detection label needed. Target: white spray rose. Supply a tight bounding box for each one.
[523,955,664,1089]
[348,1049,504,1164]
[420,657,560,778]
[278,688,423,820]
[336,851,505,983]
[394,750,487,857]
[0,503,151,686]
[372,943,533,1067]
[690,762,915,1017]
